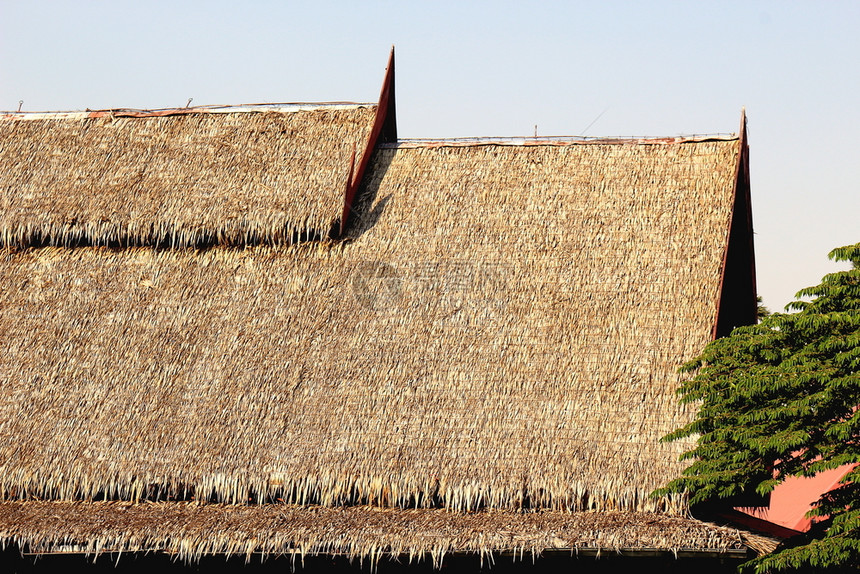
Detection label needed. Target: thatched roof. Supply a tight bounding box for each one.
[0,502,766,565]
[0,136,745,512]
[0,60,758,562]
[0,104,376,247]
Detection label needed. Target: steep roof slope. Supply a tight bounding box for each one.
[0,137,742,517]
[0,104,376,247]
[339,140,743,512]
[0,54,761,559]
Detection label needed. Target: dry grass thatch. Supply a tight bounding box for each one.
[0,138,741,515]
[0,501,760,565]
[0,105,376,247]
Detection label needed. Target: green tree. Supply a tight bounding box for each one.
[757,295,771,320]
[658,243,860,572]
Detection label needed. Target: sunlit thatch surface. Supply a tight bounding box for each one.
[0,137,740,516]
[342,140,741,512]
[0,501,759,564]
[0,105,375,247]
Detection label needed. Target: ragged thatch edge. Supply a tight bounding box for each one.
[0,501,759,568]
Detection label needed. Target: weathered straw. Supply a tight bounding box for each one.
[0,139,740,514]
[0,501,764,566]
[0,106,376,248]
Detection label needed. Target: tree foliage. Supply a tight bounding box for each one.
[659,243,860,572]
[757,295,771,320]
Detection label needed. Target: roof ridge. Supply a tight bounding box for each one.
[1,102,376,120]
[385,134,738,148]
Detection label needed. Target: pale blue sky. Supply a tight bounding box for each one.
[2,1,858,311]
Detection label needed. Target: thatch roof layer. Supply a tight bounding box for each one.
[0,105,376,247]
[0,138,741,514]
[0,501,757,565]
[342,141,740,511]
